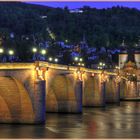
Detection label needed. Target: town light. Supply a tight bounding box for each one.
[48,57,53,61]
[32,48,37,53]
[54,58,58,62]
[0,48,4,53]
[99,62,103,66]
[41,49,46,55]
[115,66,119,69]
[82,63,85,66]
[78,63,81,66]
[79,58,83,62]
[65,39,68,43]
[8,50,14,55]
[103,63,105,66]
[74,57,79,61]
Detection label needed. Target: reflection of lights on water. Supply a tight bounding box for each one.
[125,105,134,113]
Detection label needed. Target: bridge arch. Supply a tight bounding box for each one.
[0,76,34,123]
[46,73,81,113]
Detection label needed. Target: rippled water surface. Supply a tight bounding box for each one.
[0,101,140,138]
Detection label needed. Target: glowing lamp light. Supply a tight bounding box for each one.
[74,57,79,61]
[32,48,37,53]
[77,71,80,74]
[54,58,58,62]
[78,63,81,66]
[41,49,46,55]
[79,58,83,62]
[65,39,68,43]
[115,66,120,69]
[36,67,39,71]
[49,57,53,61]
[8,50,14,55]
[0,48,4,53]
[99,62,103,66]
[82,63,85,66]
[103,63,105,66]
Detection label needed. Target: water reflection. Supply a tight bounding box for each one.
[0,102,140,138]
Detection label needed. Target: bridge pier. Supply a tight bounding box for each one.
[124,81,137,99]
[34,80,46,124]
[74,80,83,112]
[120,79,127,100]
[83,73,105,107]
[105,75,120,104]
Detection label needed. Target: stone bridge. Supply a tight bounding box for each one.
[0,61,138,124]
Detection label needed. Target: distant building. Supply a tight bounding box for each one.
[119,41,140,69]
[70,9,83,13]
[119,41,140,97]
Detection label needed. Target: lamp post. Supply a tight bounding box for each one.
[41,49,46,55]
[74,57,79,62]
[8,49,14,62]
[73,57,84,67]
[48,57,53,62]
[98,62,106,69]
[54,58,58,63]
[48,57,58,63]
[32,48,37,53]
[8,50,14,56]
[40,49,47,61]
[0,48,4,54]
[32,47,38,61]
[0,48,4,62]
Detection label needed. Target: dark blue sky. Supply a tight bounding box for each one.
[28,2,140,10]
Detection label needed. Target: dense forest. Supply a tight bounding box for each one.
[0,2,140,65]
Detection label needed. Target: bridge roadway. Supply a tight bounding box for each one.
[0,61,138,124]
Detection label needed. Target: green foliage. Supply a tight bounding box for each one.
[0,2,140,61]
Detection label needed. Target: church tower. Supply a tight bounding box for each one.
[119,40,128,69]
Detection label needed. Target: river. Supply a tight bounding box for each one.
[0,101,140,138]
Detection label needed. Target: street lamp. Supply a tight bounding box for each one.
[8,50,14,55]
[99,62,103,66]
[79,58,83,62]
[54,58,58,63]
[82,63,85,66]
[103,63,105,66]
[48,57,53,62]
[74,57,79,61]
[41,49,46,55]
[78,62,81,66]
[32,47,37,53]
[65,39,68,43]
[0,48,4,54]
